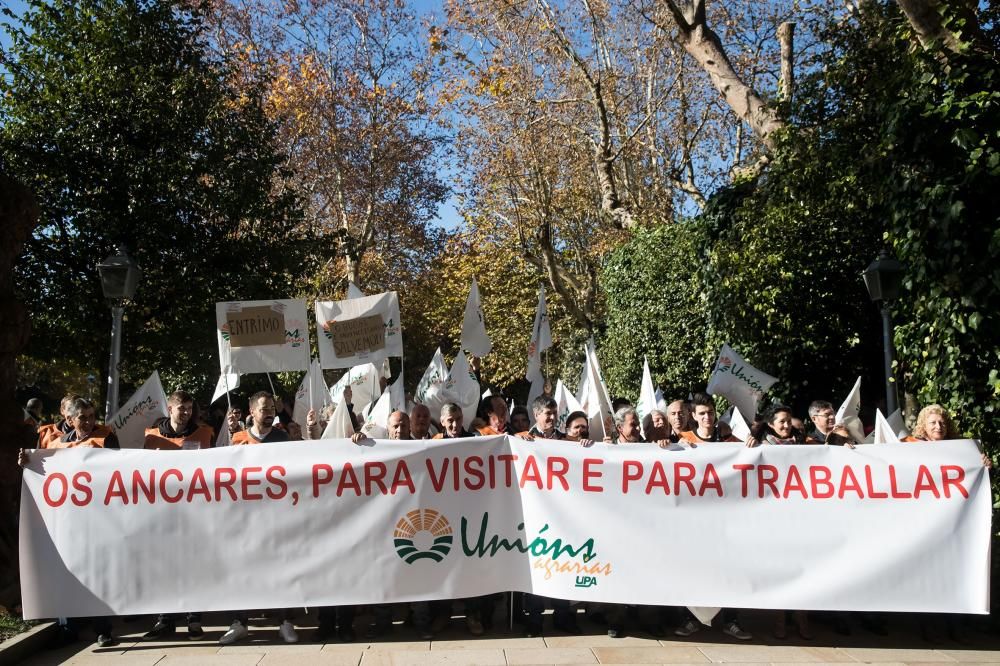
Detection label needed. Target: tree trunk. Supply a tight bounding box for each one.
[0,173,40,610]
[662,0,786,150]
[895,0,985,58]
[778,22,795,116]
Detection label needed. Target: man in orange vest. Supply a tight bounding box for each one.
[141,390,213,641]
[37,394,81,448]
[220,391,298,645]
[476,395,511,436]
[144,390,214,450]
[677,393,738,444]
[50,398,119,449]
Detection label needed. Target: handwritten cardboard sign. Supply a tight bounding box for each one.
[226,306,286,347]
[329,315,385,357]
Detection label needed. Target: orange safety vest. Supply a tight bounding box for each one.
[679,429,740,444]
[144,424,215,450]
[478,425,504,436]
[37,423,60,448]
[902,435,922,442]
[48,424,114,449]
[231,429,291,445]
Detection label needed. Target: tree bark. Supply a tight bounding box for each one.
[894,0,985,57]
[778,22,795,116]
[0,172,40,610]
[661,0,786,150]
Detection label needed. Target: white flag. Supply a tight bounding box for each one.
[525,285,551,382]
[361,390,392,439]
[581,346,614,440]
[292,359,330,428]
[415,348,449,414]
[835,376,865,443]
[321,398,355,439]
[346,282,365,299]
[527,374,545,409]
[636,356,657,424]
[388,374,406,413]
[726,405,752,442]
[654,388,667,413]
[887,408,909,439]
[447,351,481,427]
[211,368,240,404]
[214,426,231,447]
[554,380,583,431]
[460,278,492,357]
[872,408,900,444]
[705,344,778,423]
[330,363,381,412]
[109,371,169,449]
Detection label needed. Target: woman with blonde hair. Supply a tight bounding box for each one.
[907,404,990,468]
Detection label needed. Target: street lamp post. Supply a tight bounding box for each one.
[97,248,140,418]
[862,249,904,416]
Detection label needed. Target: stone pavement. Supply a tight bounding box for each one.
[20,608,1000,665]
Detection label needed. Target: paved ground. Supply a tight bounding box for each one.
[20,608,1000,665]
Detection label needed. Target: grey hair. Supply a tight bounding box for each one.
[807,400,834,418]
[613,406,638,427]
[66,397,95,420]
[440,402,463,420]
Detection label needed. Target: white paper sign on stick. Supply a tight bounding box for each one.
[110,371,169,449]
[216,300,309,373]
[315,292,402,369]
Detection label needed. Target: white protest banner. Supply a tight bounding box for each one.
[554,380,583,431]
[216,300,309,374]
[526,285,551,383]
[636,356,657,425]
[19,439,990,619]
[705,344,778,422]
[315,292,402,369]
[109,371,168,449]
[460,278,492,357]
[329,363,380,411]
[293,359,331,428]
[836,376,866,443]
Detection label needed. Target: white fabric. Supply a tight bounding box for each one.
[321,398,355,439]
[18,439,991,619]
[329,363,381,411]
[554,380,583,431]
[525,285,552,382]
[887,408,909,439]
[872,409,901,444]
[211,369,240,405]
[415,349,449,415]
[109,371,169,449]
[216,300,310,373]
[346,282,366,299]
[315,292,403,369]
[460,278,492,357]
[388,375,406,413]
[361,391,393,439]
[526,374,545,409]
[636,356,657,427]
[292,359,330,428]
[446,352,481,427]
[581,346,614,440]
[705,344,778,422]
[836,376,866,443]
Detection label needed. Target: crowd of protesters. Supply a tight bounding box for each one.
[20,372,991,649]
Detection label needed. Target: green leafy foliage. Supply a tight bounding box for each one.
[1,0,320,405]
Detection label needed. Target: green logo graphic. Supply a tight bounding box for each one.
[394,509,453,564]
